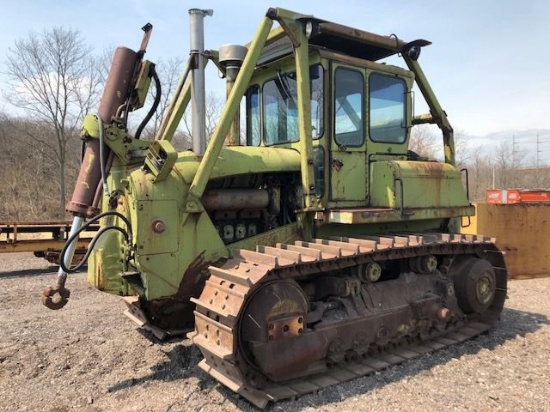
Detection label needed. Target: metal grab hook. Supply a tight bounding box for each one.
[41,273,71,310]
[40,212,133,310]
[41,216,84,310]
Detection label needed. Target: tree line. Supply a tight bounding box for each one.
[0,27,205,221]
[409,125,550,201]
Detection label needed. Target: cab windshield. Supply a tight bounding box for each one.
[246,64,324,146]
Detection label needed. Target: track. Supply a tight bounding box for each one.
[190,233,507,408]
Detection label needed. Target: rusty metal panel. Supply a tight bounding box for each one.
[136,200,178,255]
[370,160,469,208]
[462,203,550,279]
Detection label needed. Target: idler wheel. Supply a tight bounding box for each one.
[453,258,496,314]
[239,279,322,382]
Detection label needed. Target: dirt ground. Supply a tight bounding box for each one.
[0,252,549,412]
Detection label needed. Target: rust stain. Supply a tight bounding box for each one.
[406,161,447,178]
[177,251,223,300]
[332,158,344,172]
[141,252,225,332]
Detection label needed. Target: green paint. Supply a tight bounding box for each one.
[86,8,475,309]
[370,161,469,208]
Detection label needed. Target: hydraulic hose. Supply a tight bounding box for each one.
[41,211,133,310]
[59,224,130,273]
[135,65,162,140]
[58,210,133,273]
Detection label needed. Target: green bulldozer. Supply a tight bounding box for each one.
[42,7,507,408]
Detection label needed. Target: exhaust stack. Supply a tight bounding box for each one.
[189,8,213,154]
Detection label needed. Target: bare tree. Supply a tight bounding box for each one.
[467,147,493,201]
[0,114,77,220]
[182,92,224,145]
[97,46,115,84]
[409,124,438,159]
[454,129,470,169]
[490,141,527,189]
[149,57,185,138]
[3,27,102,218]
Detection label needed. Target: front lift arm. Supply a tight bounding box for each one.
[42,25,154,310]
[404,55,455,166]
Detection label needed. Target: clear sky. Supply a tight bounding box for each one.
[1,0,549,138]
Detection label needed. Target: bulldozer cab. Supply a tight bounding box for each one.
[244,24,415,209]
[233,11,472,231]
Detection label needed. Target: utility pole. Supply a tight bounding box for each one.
[512,134,516,187]
[512,134,515,166]
[535,134,540,172]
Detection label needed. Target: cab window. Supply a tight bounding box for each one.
[369,73,406,144]
[246,85,261,146]
[258,64,324,146]
[334,68,364,147]
[263,74,298,145]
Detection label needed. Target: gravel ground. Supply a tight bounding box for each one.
[0,252,549,412]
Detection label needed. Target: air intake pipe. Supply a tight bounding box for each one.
[219,44,247,145]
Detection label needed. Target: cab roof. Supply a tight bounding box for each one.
[258,12,430,66]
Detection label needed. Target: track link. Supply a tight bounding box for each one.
[190,233,507,408]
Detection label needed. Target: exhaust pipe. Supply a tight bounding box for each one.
[189,8,213,155]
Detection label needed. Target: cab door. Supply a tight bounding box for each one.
[330,65,367,203]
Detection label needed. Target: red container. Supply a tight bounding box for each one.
[486,189,550,204]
